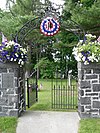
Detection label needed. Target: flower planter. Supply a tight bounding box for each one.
[0,41,27,66]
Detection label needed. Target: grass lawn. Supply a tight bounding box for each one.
[78,118,100,133]
[28,79,52,111]
[0,117,17,133]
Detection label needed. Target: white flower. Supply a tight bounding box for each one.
[85,34,96,39]
[14,59,17,61]
[88,56,94,62]
[78,53,82,58]
[10,58,13,61]
[84,61,89,65]
[74,55,81,62]
[18,61,20,64]
[15,53,18,57]
[21,61,24,65]
[15,42,20,47]
[82,56,86,62]
[9,41,15,46]
[19,59,22,62]
[20,48,27,54]
[77,40,83,46]
[80,3,83,6]
[92,35,96,38]
[85,34,92,38]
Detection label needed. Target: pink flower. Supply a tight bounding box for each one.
[97,36,100,42]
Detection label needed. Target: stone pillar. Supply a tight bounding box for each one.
[0,62,20,117]
[78,62,100,118]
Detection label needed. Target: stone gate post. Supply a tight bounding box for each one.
[78,62,100,118]
[0,62,24,117]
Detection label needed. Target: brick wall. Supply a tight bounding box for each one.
[78,62,100,118]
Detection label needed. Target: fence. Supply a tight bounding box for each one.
[51,71,78,110]
[26,71,38,108]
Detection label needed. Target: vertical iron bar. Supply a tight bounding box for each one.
[66,76,67,109]
[71,80,72,109]
[27,78,30,108]
[75,85,77,109]
[61,75,62,109]
[68,81,69,109]
[73,85,75,109]
[60,50,63,109]
[63,85,65,109]
[36,70,38,102]
[59,85,60,109]
[51,77,54,108]
[77,82,78,109]
[54,85,55,109]
[75,81,78,108]
[56,68,58,109]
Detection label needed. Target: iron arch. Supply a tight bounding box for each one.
[14,17,42,44]
[13,3,86,110]
[14,17,85,45]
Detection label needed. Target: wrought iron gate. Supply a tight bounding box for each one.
[26,71,38,108]
[51,68,78,110]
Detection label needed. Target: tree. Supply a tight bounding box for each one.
[6,0,50,16]
[63,0,100,36]
[0,10,34,40]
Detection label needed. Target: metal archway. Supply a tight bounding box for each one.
[13,3,85,109]
[14,2,85,45]
[14,17,85,45]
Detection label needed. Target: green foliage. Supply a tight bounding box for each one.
[0,10,34,40]
[71,0,100,35]
[6,0,50,16]
[0,117,17,133]
[81,0,95,7]
[34,58,55,78]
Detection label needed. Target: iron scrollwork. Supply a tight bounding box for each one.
[14,2,85,45]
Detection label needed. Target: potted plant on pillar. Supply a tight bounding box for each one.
[72,34,100,65]
[0,40,27,66]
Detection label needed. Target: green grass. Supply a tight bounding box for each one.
[28,79,77,111]
[78,119,100,133]
[0,117,17,133]
[29,79,52,111]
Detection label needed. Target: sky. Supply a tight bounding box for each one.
[0,0,64,10]
[0,0,6,10]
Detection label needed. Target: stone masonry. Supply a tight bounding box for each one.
[0,62,24,117]
[78,62,100,118]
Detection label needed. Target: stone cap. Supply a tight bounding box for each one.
[78,62,100,69]
[0,62,19,68]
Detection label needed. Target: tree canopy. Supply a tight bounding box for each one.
[63,0,100,36]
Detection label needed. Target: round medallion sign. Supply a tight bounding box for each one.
[40,17,60,36]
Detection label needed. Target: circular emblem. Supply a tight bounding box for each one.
[40,17,60,36]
